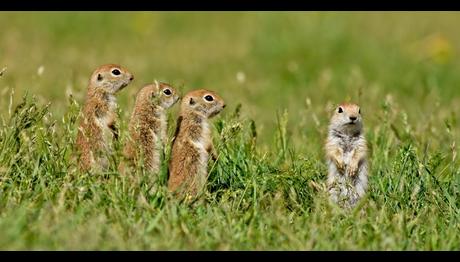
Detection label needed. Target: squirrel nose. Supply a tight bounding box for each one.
[129,75,134,81]
[349,116,357,121]
[223,104,226,108]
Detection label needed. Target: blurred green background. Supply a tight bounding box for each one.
[1,12,459,150]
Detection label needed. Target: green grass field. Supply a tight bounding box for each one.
[0,12,459,250]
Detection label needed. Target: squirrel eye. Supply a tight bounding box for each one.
[111,69,121,76]
[163,89,172,96]
[204,95,214,102]
[338,107,343,113]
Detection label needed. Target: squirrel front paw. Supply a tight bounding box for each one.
[347,162,359,177]
[210,152,217,161]
[335,159,345,173]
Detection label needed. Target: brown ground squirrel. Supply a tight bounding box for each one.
[123,81,180,173]
[325,103,368,208]
[76,64,134,172]
[168,89,226,199]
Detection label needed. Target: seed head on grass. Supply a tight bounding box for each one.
[0,67,6,77]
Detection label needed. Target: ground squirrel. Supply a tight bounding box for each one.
[325,103,368,208]
[76,64,134,172]
[168,89,226,199]
[123,81,180,173]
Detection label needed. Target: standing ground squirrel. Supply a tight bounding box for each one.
[325,103,368,208]
[123,81,180,173]
[168,89,226,199]
[76,64,134,172]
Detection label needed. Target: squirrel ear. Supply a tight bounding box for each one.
[97,74,103,81]
[189,97,195,105]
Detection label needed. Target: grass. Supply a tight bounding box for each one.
[0,12,459,250]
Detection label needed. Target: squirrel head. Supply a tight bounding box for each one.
[150,81,180,109]
[89,64,134,94]
[181,89,226,118]
[330,103,363,135]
